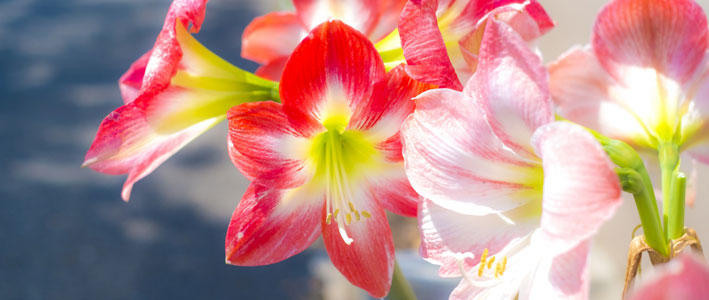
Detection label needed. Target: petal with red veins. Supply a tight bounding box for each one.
[531,122,622,254]
[322,187,394,298]
[350,65,435,141]
[366,166,419,217]
[241,12,308,66]
[418,199,537,277]
[280,20,385,135]
[548,46,653,148]
[628,253,709,300]
[227,101,312,189]
[593,0,708,84]
[399,0,463,90]
[225,183,322,266]
[401,88,542,216]
[469,19,553,159]
[521,238,590,299]
[119,51,151,104]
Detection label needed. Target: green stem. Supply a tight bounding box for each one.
[618,167,669,256]
[658,143,679,240]
[388,261,417,300]
[668,173,686,239]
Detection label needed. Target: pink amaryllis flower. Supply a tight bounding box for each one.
[399,0,554,90]
[224,20,431,297]
[401,19,621,299]
[628,253,709,300]
[549,0,709,162]
[83,0,278,200]
[241,0,406,80]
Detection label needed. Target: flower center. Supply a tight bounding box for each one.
[309,121,378,244]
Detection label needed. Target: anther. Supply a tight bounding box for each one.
[326,213,332,224]
[348,201,356,211]
[478,262,485,277]
[480,248,489,265]
[354,210,361,221]
[500,256,507,275]
[487,256,496,269]
[346,213,352,225]
[361,210,371,218]
[333,209,340,219]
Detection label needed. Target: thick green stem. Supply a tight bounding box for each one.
[658,143,679,240]
[668,173,687,240]
[388,261,417,300]
[618,168,669,256]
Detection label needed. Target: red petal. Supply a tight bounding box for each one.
[399,0,462,90]
[225,183,322,266]
[254,56,289,81]
[227,101,311,189]
[350,65,435,141]
[241,12,308,66]
[593,0,708,84]
[280,20,385,135]
[322,191,395,298]
[368,168,419,217]
[83,101,219,201]
[293,0,381,37]
[119,51,151,104]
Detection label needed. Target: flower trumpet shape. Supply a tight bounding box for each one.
[401,19,622,299]
[83,0,278,200]
[399,0,554,90]
[224,20,431,297]
[627,253,709,300]
[550,0,709,161]
[241,0,407,80]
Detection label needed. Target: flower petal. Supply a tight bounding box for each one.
[227,101,312,189]
[548,46,653,148]
[225,183,322,266]
[418,199,537,277]
[83,103,220,201]
[628,253,709,300]
[593,0,708,84]
[241,11,308,69]
[280,20,385,136]
[350,65,435,141]
[254,56,289,81]
[366,166,419,217]
[401,88,542,216]
[322,186,395,298]
[521,238,591,300]
[468,18,553,159]
[399,0,463,90]
[531,122,622,253]
[119,51,151,104]
[293,0,380,37]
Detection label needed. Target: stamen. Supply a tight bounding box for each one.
[486,256,496,269]
[346,213,352,225]
[500,256,507,275]
[478,262,485,277]
[326,213,333,224]
[333,209,340,219]
[361,210,371,218]
[480,248,489,265]
[348,201,356,211]
[494,262,502,278]
[354,210,360,221]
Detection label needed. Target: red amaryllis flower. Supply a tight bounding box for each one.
[224,20,431,297]
[399,0,553,90]
[241,0,407,80]
[83,0,278,200]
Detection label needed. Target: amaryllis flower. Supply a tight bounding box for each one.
[399,0,553,90]
[549,0,709,162]
[83,0,278,200]
[224,20,431,297]
[400,19,621,299]
[628,253,709,300]
[241,0,406,80]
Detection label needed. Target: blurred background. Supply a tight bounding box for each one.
[3,0,709,299]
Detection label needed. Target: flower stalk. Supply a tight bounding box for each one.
[388,261,417,300]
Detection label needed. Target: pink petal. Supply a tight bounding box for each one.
[367,0,408,42]
[225,183,322,266]
[83,102,220,201]
[468,18,553,159]
[628,253,709,300]
[227,101,311,189]
[241,12,308,67]
[367,167,419,217]
[521,238,591,300]
[418,199,536,277]
[593,0,708,84]
[548,46,653,148]
[531,122,622,253]
[322,186,395,298]
[349,65,435,141]
[399,0,463,90]
[401,88,541,216]
[119,51,151,104]
[280,20,385,136]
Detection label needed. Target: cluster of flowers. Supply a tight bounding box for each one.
[84,0,709,298]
